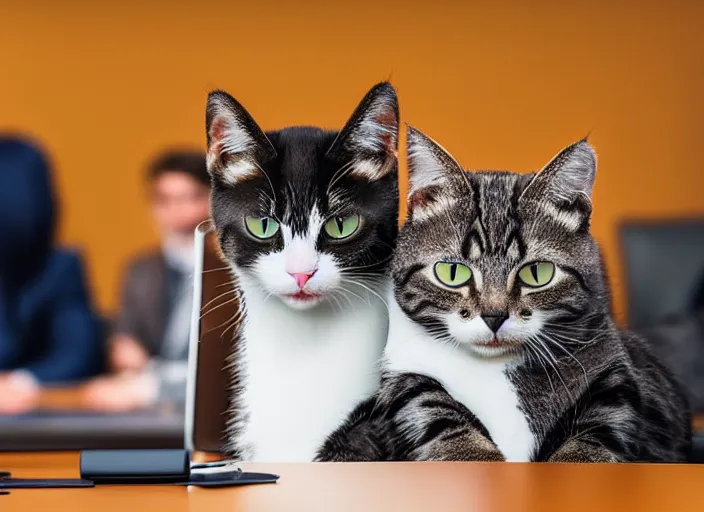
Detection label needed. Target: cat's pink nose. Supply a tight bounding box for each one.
[290,271,315,289]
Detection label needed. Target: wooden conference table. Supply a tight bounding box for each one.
[1,452,704,511]
[0,385,702,510]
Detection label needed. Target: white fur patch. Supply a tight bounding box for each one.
[444,310,546,359]
[469,239,482,260]
[406,127,463,195]
[446,314,494,344]
[252,249,341,308]
[349,158,388,181]
[219,124,254,156]
[506,237,520,260]
[220,160,259,186]
[384,299,536,462]
[280,208,325,275]
[207,113,258,185]
[233,274,389,462]
[407,144,449,195]
[357,117,396,153]
[411,195,459,222]
[227,204,389,461]
[542,203,583,231]
[498,310,547,341]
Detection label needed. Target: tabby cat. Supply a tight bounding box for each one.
[205,82,399,461]
[321,127,691,462]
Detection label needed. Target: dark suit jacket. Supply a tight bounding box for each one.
[112,250,169,356]
[114,245,224,357]
[0,249,103,383]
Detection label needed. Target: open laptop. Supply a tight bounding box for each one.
[185,220,237,454]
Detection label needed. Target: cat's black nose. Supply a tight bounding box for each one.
[482,314,508,333]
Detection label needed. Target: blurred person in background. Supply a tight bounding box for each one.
[0,136,103,414]
[83,149,210,411]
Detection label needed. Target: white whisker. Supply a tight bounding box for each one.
[540,333,589,387]
[253,161,277,204]
[200,294,238,320]
[201,288,237,312]
[345,278,388,309]
[327,160,356,194]
[337,284,371,306]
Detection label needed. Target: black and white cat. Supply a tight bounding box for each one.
[205,83,399,461]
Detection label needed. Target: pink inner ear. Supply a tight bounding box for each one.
[209,118,227,153]
[408,187,438,214]
[373,111,397,155]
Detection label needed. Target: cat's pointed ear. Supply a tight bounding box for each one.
[327,81,399,181]
[206,90,277,185]
[519,139,596,230]
[406,125,467,219]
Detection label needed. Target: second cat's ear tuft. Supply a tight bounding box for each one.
[406,125,466,219]
[206,90,277,185]
[327,81,399,181]
[519,139,596,230]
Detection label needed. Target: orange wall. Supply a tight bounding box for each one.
[2,1,703,323]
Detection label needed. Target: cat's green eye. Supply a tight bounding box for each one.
[245,216,280,239]
[434,262,472,288]
[518,262,555,288]
[324,215,360,240]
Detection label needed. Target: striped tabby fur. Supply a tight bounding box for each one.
[319,127,691,463]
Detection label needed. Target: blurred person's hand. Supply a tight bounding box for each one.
[110,334,150,373]
[82,370,158,413]
[0,371,40,415]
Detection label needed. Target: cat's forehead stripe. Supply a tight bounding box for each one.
[282,206,324,243]
[471,173,524,258]
[477,175,519,250]
[281,183,318,236]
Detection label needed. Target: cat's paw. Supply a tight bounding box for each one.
[548,440,619,463]
[416,447,505,462]
[465,448,505,462]
[415,435,505,462]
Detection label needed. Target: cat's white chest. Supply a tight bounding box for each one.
[439,360,534,462]
[385,301,535,462]
[234,283,388,462]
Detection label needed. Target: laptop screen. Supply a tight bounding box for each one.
[185,221,237,453]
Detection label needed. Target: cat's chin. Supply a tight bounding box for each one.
[466,339,523,359]
[279,292,325,311]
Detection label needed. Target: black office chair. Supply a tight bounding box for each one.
[620,218,704,329]
[619,217,704,462]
